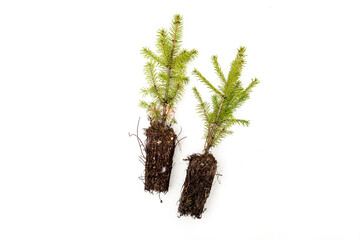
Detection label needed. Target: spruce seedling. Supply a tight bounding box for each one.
[139,14,198,193]
[178,47,259,218]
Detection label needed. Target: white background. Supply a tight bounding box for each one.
[1,0,360,239]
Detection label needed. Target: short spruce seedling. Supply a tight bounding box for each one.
[139,15,198,193]
[178,47,259,218]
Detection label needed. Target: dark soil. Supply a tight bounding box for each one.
[144,121,177,193]
[178,153,217,218]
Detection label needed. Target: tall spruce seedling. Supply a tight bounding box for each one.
[139,14,198,193]
[178,47,259,218]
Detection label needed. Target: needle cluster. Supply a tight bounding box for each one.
[192,47,259,153]
[140,14,198,126]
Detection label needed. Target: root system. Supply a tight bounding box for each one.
[144,121,177,193]
[178,153,217,218]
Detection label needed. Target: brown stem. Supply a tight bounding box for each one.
[153,83,162,103]
[204,95,226,154]
[161,101,168,126]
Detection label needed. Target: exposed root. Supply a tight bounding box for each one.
[175,126,186,149]
[215,173,222,184]
[158,192,163,203]
[129,117,146,164]
[138,176,145,184]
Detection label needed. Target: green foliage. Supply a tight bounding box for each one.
[192,48,259,153]
[140,14,198,126]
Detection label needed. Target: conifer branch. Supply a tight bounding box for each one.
[245,78,259,94]
[211,55,226,85]
[192,48,258,153]
[235,119,250,127]
[173,49,198,68]
[193,87,210,124]
[169,66,185,103]
[170,16,180,60]
[144,61,163,104]
[141,47,165,67]
[204,93,226,153]
[140,14,197,126]
[173,49,187,68]
[193,69,222,96]
[225,47,246,93]
[156,29,170,61]
[169,14,183,57]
